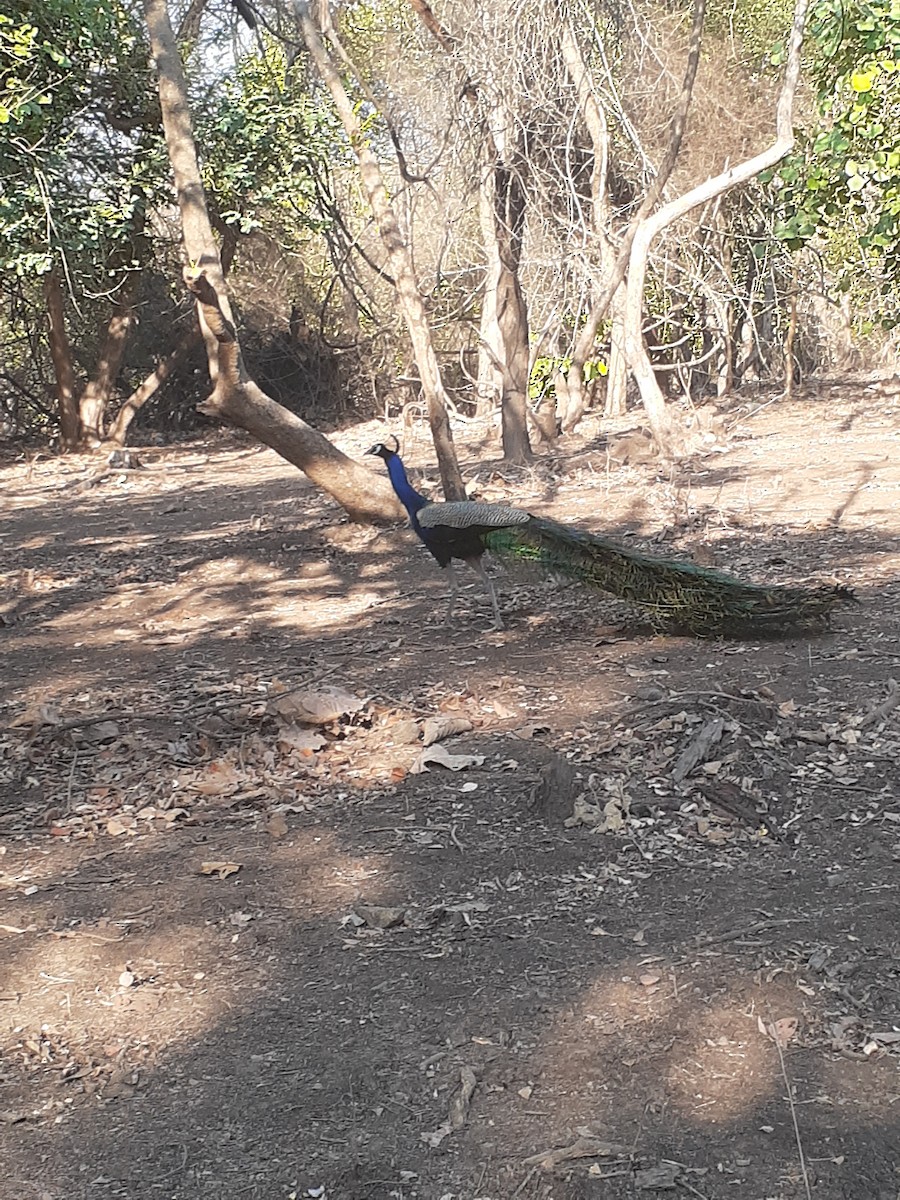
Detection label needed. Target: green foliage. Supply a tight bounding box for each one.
[529,354,607,403]
[0,0,163,280]
[769,0,900,326]
[196,40,344,240]
[705,0,795,71]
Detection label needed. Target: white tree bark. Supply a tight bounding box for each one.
[622,0,810,454]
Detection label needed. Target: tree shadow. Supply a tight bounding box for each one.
[1,419,898,1198]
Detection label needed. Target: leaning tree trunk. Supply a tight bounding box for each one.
[141,0,401,524]
[106,323,201,445]
[43,268,81,450]
[106,227,237,446]
[79,296,135,444]
[294,0,465,500]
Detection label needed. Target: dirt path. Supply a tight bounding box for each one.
[1,384,899,1200]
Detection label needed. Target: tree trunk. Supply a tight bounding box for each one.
[476,203,500,416]
[408,0,530,463]
[783,261,799,400]
[604,286,628,416]
[623,0,809,455]
[560,20,616,429]
[294,0,465,499]
[79,299,134,444]
[141,0,401,524]
[562,0,707,421]
[43,268,81,450]
[106,323,201,445]
[481,137,531,463]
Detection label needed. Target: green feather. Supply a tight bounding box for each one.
[484,516,854,635]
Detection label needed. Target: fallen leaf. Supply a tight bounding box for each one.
[106,815,136,837]
[200,861,242,880]
[421,1121,452,1148]
[410,745,485,774]
[354,904,407,929]
[449,1065,478,1129]
[512,723,549,739]
[270,686,364,725]
[195,760,240,796]
[762,1015,799,1047]
[77,720,120,744]
[12,699,61,731]
[635,1163,679,1189]
[422,716,474,746]
[267,813,289,838]
[389,718,420,745]
[277,726,327,754]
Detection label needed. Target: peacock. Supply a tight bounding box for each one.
[367,438,854,635]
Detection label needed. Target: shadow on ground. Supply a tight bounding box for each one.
[1,401,899,1199]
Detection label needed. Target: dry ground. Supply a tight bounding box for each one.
[1,380,899,1200]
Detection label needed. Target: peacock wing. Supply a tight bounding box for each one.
[418,501,532,531]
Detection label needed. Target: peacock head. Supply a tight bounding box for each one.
[366,435,400,461]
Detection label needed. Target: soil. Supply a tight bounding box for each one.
[1,379,899,1200]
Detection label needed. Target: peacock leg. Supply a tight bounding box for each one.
[443,563,459,623]
[472,558,504,630]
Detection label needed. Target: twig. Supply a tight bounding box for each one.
[511,1166,538,1197]
[680,1181,711,1200]
[671,918,801,966]
[10,665,344,738]
[693,918,799,947]
[772,1032,813,1200]
[65,748,78,814]
[860,678,899,728]
[155,1144,189,1182]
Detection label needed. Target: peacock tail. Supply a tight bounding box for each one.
[484,516,854,635]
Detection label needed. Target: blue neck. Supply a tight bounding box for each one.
[386,452,429,531]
